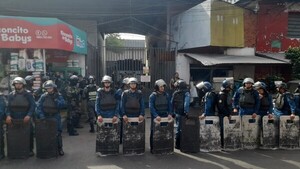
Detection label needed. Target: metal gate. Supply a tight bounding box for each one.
[96,46,175,104]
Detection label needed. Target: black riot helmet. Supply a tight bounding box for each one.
[25,75,34,88]
[176,79,187,90]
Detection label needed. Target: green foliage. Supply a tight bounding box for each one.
[105,33,125,53]
[286,47,300,79]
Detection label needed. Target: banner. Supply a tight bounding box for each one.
[0,16,87,54]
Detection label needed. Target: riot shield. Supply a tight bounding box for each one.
[279,116,299,149]
[35,118,58,159]
[96,118,120,156]
[152,118,174,154]
[123,117,145,155]
[200,116,221,152]
[223,116,242,150]
[7,119,30,159]
[261,116,279,149]
[242,115,260,149]
[180,116,199,153]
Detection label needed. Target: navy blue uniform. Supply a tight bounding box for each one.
[233,87,260,116]
[36,92,65,152]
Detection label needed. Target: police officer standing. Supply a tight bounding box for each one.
[36,80,65,156]
[121,77,145,123]
[66,75,81,136]
[196,81,216,119]
[25,75,35,93]
[6,77,36,156]
[232,77,260,118]
[83,75,98,133]
[253,81,273,119]
[216,79,233,147]
[96,75,119,123]
[0,92,5,159]
[273,82,296,119]
[171,79,190,149]
[149,79,172,152]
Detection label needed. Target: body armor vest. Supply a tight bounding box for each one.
[87,86,97,101]
[173,91,185,112]
[43,94,58,114]
[98,89,117,111]
[125,90,142,114]
[239,89,255,108]
[154,92,168,116]
[275,93,286,110]
[10,92,30,112]
[260,95,270,111]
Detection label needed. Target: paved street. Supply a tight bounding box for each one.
[1,109,300,169]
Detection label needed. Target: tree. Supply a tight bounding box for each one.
[105,33,124,48]
[286,47,300,79]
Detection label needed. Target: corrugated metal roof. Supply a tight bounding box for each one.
[185,53,290,66]
[256,52,290,63]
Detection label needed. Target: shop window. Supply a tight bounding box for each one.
[288,12,300,38]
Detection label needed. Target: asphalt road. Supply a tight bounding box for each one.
[1,109,300,169]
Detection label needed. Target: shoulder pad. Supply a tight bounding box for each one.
[97,88,103,92]
[237,87,244,93]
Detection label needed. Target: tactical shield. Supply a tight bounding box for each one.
[261,116,279,149]
[123,118,145,155]
[279,116,299,149]
[96,118,120,156]
[35,118,58,159]
[180,116,199,153]
[223,116,242,150]
[152,118,174,154]
[7,119,30,159]
[242,115,260,149]
[200,116,221,152]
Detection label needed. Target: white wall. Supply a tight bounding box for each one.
[176,53,190,83]
[226,47,255,56]
[170,1,211,50]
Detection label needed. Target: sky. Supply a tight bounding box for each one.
[119,33,145,40]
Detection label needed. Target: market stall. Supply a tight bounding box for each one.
[0,15,87,94]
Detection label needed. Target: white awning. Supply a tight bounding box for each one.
[184,53,290,66]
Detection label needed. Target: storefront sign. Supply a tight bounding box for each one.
[0,16,87,54]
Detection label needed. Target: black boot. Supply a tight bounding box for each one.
[89,122,95,133]
[57,134,64,156]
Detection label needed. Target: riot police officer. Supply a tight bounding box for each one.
[274,82,296,119]
[96,75,119,123]
[149,79,172,152]
[36,80,65,156]
[233,77,260,118]
[6,77,36,156]
[25,75,34,93]
[171,79,190,149]
[121,77,145,123]
[196,81,216,119]
[0,93,5,159]
[253,81,273,119]
[216,79,233,147]
[33,75,50,101]
[83,75,98,133]
[65,75,81,136]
